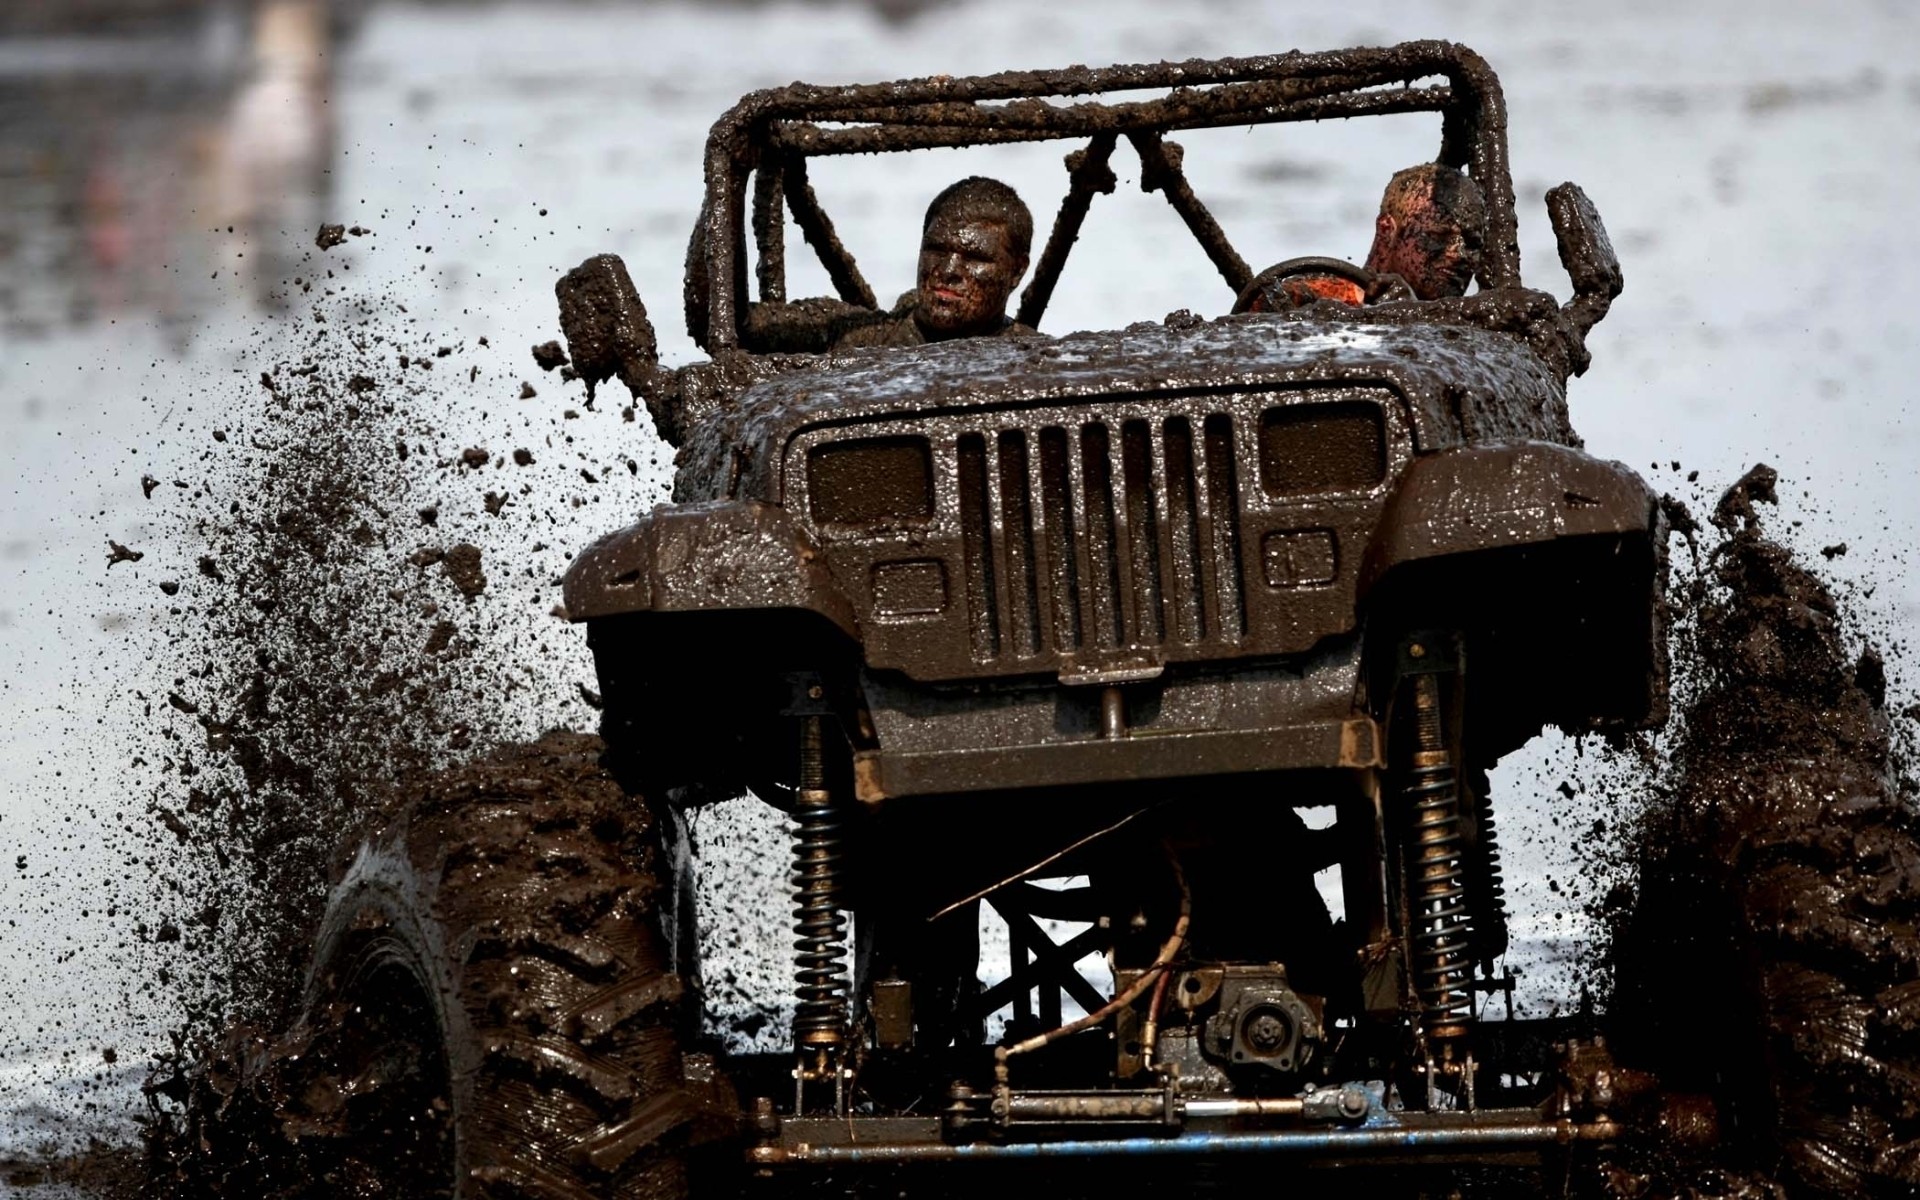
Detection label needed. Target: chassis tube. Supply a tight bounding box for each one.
[751,1115,1622,1165]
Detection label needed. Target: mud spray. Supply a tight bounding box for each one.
[70,225,651,1196]
[76,229,1912,1197]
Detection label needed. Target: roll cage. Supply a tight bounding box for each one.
[691,40,1523,352]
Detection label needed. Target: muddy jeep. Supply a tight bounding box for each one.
[306,43,1702,1196]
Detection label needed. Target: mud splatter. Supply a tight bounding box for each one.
[440,542,486,597]
[121,238,622,1193]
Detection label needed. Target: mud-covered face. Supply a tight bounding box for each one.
[1373,205,1484,301]
[915,211,1026,338]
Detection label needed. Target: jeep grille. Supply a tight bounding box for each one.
[955,415,1249,665]
[787,387,1410,682]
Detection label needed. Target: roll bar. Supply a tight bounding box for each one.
[693,41,1518,350]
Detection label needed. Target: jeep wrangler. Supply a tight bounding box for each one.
[305,42,1697,1197]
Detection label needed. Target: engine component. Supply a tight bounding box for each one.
[1201,965,1324,1076]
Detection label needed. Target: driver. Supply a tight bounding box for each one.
[1239,163,1488,312]
[1363,162,1487,300]
[833,176,1036,349]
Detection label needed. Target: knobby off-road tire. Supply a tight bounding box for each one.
[303,731,704,1199]
[1610,529,1920,1197]
[1613,788,1920,1198]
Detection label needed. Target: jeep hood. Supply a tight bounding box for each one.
[675,309,1575,505]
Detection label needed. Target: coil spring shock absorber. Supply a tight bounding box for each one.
[1401,635,1473,1047]
[1464,773,1510,969]
[791,713,849,1103]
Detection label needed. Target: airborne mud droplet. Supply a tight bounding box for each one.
[441,543,485,596]
[126,249,574,1194]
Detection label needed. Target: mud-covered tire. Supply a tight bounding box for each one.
[1611,769,1920,1197]
[302,731,704,1199]
[1612,756,1920,1190]
[1607,523,1920,1197]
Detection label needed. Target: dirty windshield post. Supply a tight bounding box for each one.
[2,5,1914,1199]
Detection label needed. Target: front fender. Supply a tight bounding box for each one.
[1358,441,1657,597]
[562,500,857,636]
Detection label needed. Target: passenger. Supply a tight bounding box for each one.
[833,176,1036,349]
[1237,163,1488,312]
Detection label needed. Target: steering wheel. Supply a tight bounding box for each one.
[1232,256,1411,314]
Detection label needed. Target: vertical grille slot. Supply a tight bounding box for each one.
[957,433,1000,660]
[1079,423,1124,648]
[998,430,1043,658]
[1162,417,1208,644]
[1203,414,1247,641]
[945,405,1253,668]
[1120,419,1165,646]
[1037,426,1082,652]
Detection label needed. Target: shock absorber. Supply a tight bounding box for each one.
[1463,772,1510,970]
[790,713,849,1104]
[1401,636,1473,1048]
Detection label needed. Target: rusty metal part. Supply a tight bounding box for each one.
[1200,965,1324,1076]
[751,1109,1623,1165]
[1015,133,1117,330]
[996,1087,1180,1129]
[1138,966,1172,1070]
[948,1082,1369,1132]
[1401,635,1473,1047]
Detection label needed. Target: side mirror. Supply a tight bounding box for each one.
[1545,182,1622,338]
[556,253,661,405]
